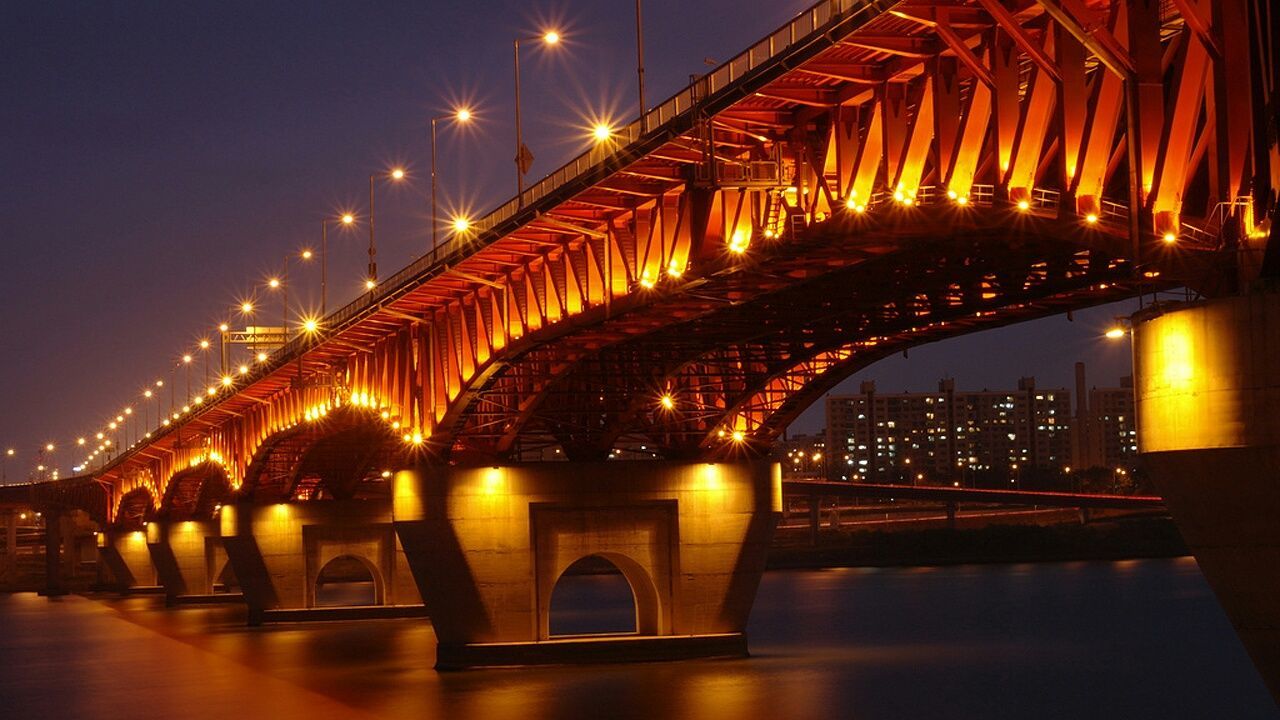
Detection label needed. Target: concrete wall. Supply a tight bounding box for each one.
[100,529,157,590]
[219,499,420,615]
[146,520,227,600]
[392,460,780,656]
[1134,290,1280,704]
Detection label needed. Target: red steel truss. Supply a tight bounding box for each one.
[95,0,1275,523]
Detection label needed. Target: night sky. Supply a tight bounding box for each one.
[0,1,1138,478]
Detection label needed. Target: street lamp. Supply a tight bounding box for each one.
[318,213,356,315]
[198,338,211,387]
[513,29,562,204]
[431,107,473,251]
[635,0,646,129]
[367,169,407,287]
[182,353,193,401]
[266,272,288,342]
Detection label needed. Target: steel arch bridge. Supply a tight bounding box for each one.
[91,0,1273,526]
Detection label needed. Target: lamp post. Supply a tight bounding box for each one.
[635,0,647,129]
[366,170,406,288]
[430,108,473,251]
[266,271,289,347]
[198,339,211,387]
[182,353,193,402]
[319,212,356,316]
[513,30,561,204]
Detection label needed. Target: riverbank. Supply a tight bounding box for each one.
[768,514,1188,569]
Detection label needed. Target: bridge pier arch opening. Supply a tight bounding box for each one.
[546,554,653,637]
[313,553,382,608]
[391,459,779,668]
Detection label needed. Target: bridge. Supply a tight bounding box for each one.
[16,0,1280,694]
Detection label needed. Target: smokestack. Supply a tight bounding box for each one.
[1075,362,1088,420]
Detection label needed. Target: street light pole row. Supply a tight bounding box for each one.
[54,10,659,468]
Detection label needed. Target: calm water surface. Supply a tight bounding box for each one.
[0,558,1274,719]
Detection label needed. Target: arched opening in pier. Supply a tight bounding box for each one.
[314,554,381,607]
[548,554,654,637]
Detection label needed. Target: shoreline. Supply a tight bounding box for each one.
[767,515,1187,570]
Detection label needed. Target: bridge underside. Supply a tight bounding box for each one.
[446,210,1157,461]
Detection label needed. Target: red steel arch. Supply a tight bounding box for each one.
[94,0,1273,502]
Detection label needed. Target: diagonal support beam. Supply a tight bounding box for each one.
[1033,0,1136,78]
[974,0,1062,83]
[935,8,996,89]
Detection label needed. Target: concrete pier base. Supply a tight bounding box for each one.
[1134,289,1280,704]
[393,460,779,668]
[436,632,749,670]
[145,519,235,604]
[99,528,157,591]
[218,499,422,624]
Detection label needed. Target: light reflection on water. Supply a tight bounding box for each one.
[0,559,1275,720]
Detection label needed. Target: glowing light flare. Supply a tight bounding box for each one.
[199,339,210,349]
[301,249,313,260]
[1162,232,1177,244]
[183,354,192,363]
[591,123,614,143]
[1017,200,1031,212]
[451,216,472,234]
[390,168,406,180]
[302,318,319,333]
[659,394,675,410]
[1105,327,1127,340]
[341,213,355,225]
[455,108,472,122]
[542,30,560,44]
[1085,213,1099,224]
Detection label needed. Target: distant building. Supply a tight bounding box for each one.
[824,377,1071,483]
[775,433,826,480]
[1071,362,1138,471]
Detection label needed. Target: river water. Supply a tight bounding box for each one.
[0,557,1274,719]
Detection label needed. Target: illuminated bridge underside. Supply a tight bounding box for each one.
[98,0,1272,521]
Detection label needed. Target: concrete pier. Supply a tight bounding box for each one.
[99,528,158,592]
[392,459,780,668]
[1134,288,1280,703]
[218,499,422,623]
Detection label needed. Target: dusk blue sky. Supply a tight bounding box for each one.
[0,1,1138,477]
